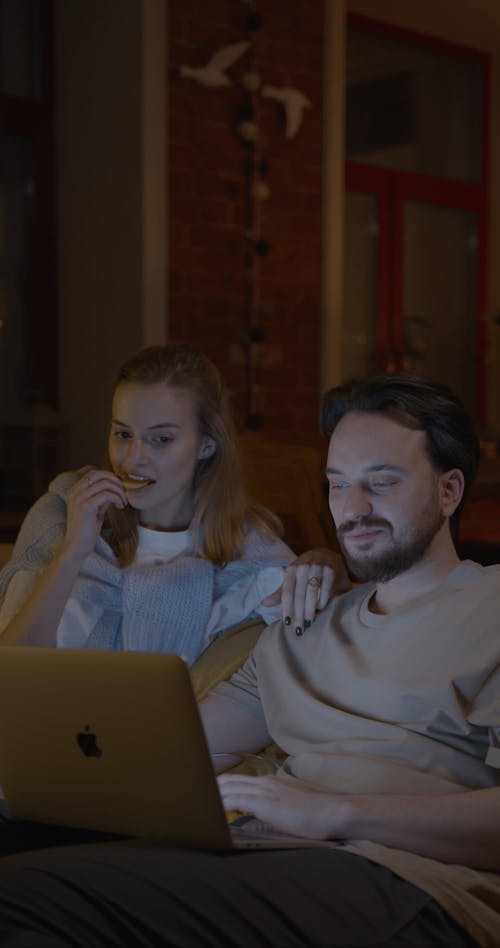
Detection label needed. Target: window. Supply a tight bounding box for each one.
[343,15,488,419]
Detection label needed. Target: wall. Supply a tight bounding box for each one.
[168,0,324,433]
[320,0,346,394]
[54,0,167,470]
[53,0,500,475]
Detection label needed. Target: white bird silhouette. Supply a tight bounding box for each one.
[179,41,250,88]
[261,85,312,138]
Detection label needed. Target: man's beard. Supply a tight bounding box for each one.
[337,500,445,584]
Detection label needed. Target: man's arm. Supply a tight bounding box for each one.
[343,784,500,868]
[218,772,500,870]
[201,692,272,774]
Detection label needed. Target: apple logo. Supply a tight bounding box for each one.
[76,725,102,758]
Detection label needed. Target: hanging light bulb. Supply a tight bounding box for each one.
[252,179,271,200]
[238,120,258,142]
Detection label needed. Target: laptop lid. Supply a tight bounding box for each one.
[0,647,231,848]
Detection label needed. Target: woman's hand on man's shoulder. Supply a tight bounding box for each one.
[262,548,350,636]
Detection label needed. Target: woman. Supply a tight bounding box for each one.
[0,345,344,660]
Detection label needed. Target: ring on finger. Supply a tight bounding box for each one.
[306,577,321,590]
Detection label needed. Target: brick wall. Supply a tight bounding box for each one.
[168,0,325,434]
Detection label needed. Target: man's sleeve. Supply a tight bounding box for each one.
[211,648,266,725]
[468,663,500,769]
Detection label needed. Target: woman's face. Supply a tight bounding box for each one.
[108,381,214,529]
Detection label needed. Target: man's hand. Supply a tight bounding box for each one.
[220,773,500,871]
[218,772,342,840]
[262,549,350,634]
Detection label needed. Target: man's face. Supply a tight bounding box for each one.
[326,411,446,583]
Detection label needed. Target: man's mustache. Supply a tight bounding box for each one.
[337,518,391,539]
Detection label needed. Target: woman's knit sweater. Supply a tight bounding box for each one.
[0,470,293,664]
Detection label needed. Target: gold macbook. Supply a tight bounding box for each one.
[0,648,231,847]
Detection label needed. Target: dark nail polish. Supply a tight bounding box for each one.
[304,619,311,629]
[295,626,303,637]
[284,616,291,626]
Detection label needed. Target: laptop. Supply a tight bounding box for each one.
[0,647,333,852]
[0,647,233,848]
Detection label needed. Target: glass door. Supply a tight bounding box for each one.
[401,200,479,411]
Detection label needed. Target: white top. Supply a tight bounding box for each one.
[0,524,286,648]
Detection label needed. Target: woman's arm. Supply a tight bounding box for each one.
[0,543,89,645]
[0,470,126,647]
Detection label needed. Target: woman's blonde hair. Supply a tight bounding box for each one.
[105,344,281,566]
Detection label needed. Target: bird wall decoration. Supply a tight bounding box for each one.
[177,47,312,139]
[261,85,312,139]
[178,41,250,88]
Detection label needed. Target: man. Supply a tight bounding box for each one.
[0,373,498,947]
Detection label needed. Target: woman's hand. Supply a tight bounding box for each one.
[63,469,127,559]
[262,548,350,635]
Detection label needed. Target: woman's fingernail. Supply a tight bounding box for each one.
[304,619,311,629]
[295,626,303,636]
[284,616,291,626]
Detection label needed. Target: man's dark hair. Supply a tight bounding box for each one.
[321,373,480,533]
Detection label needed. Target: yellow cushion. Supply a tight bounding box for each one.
[0,543,13,569]
[190,618,265,700]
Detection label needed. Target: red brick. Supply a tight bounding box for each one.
[168,0,324,430]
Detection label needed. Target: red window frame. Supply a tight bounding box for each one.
[346,13,490,419]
